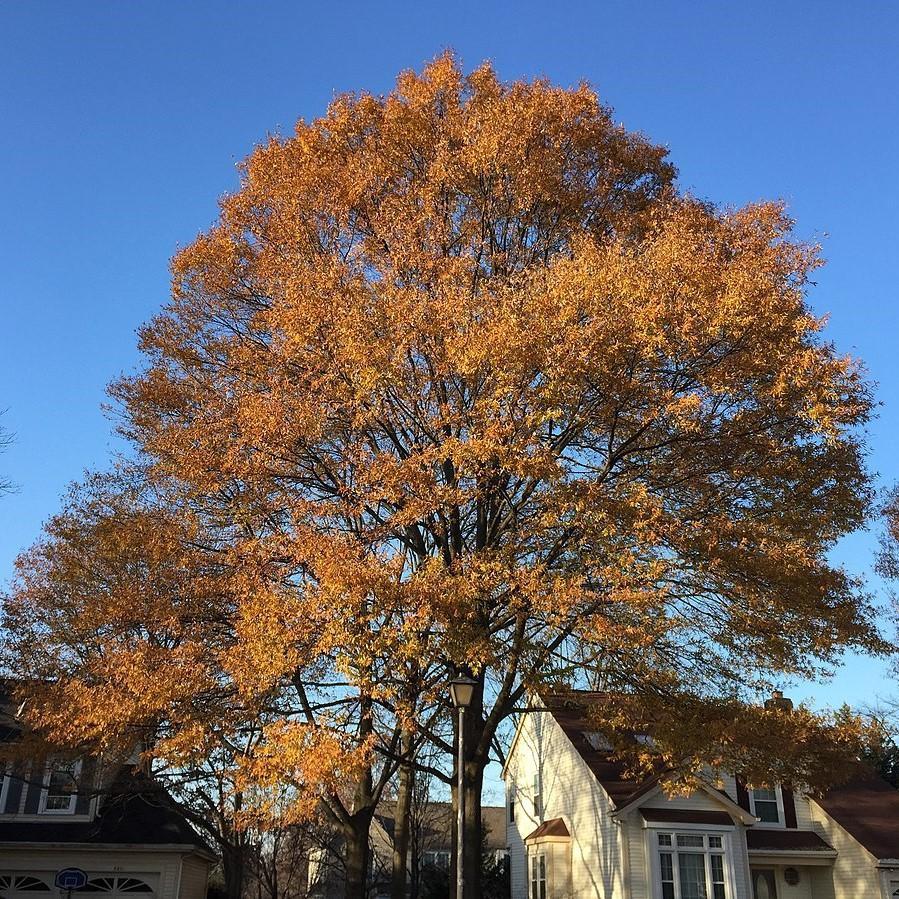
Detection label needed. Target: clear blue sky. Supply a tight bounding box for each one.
[1,1,897,734]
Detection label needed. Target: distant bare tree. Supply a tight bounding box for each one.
[0,412,13,495]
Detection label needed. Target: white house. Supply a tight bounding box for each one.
[502,690,899,899]
[0,683,214,899]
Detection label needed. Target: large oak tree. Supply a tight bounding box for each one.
[3,55,889,899]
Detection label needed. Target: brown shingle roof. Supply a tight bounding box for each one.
[640,808,734,826]
[816,775,899,860]
[542,691,899,861]
[540,691,662,808]
[525,817,570,841]
[746,830,834,853]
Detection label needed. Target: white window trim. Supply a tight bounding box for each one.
[748,784,786,828]
[529,850,547,899]
[532,773,542,819]
[38,758,82,815]
[0,762,8,813]
[644,826,738,899]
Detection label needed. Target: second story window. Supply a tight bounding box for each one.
[508,788,515,823]
[532,773,542,819]
[749,786,781,825]
[39,758,81,815]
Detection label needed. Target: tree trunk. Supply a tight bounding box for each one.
[344,812,372,899]
[462,760,485,899]
[222,842,247,899]
[391,730,414,899]
[344,689,376,899]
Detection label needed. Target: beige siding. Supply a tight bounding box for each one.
[504,711,752,899]
[504,710,871,899]
[622,811,646,899]
[505,708,622,898]
[178,857,210,899]
[792,791,816,830]
[808,799,882,899]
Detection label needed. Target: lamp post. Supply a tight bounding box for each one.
[449,675,477,899]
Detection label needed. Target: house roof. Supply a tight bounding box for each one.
[373,803,507,852]
[540,689,899,859]
[746,829,834,853]
[639,808,733,826]
[0,764,213,856]
[0,679,213,856]
[525,817,570,841]
[815,775,899,861]
[0,787,211,852]
[539,691,665,809]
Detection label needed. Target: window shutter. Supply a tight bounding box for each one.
[75,757,96,815]
[781,785,798,828]
[23,768,42,814]
[735,775,751,812]
[2,763,24,814]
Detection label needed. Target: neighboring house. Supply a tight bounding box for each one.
[307,801,507,898]
[503,690,899,899]
[0,683,215,899]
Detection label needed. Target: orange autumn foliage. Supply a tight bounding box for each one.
[2,55,889,849]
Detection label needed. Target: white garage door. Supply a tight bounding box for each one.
[0,874,156,899]
[0,873,54,899]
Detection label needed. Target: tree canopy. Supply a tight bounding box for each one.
[2,53,890,899]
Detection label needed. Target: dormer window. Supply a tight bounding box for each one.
[749,786,782,825]
[39,758,81,815]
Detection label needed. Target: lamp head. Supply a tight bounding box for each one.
[449,675,477,709]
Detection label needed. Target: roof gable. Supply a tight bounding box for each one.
[816,774,899,861]
[539,691,658,808]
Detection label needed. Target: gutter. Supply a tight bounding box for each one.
[0,842,218,863]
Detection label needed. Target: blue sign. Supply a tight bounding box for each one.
[55,870,88,891]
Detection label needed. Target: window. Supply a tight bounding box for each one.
[422,851,450,871]
[75,879,152,894]
[532,773,542,819]
[749,786,781,825]
[508,788,515,823]
[655,831,729,899]
[751,870,777,899]
[529,853,546,899]
[0,761,8,813]
[0,877,51,892]
[39,758,81,814]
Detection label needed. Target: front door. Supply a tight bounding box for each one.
[751,869,777,899]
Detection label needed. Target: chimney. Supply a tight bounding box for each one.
[764,689,793,713]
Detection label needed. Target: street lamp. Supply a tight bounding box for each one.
[449,675,477,899]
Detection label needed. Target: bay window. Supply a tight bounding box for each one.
[654,831,729,899]
[529,852,546,899]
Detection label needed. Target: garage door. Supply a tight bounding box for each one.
[76,878,154,896]
[0,873,54,899]
[0,875,155,899]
